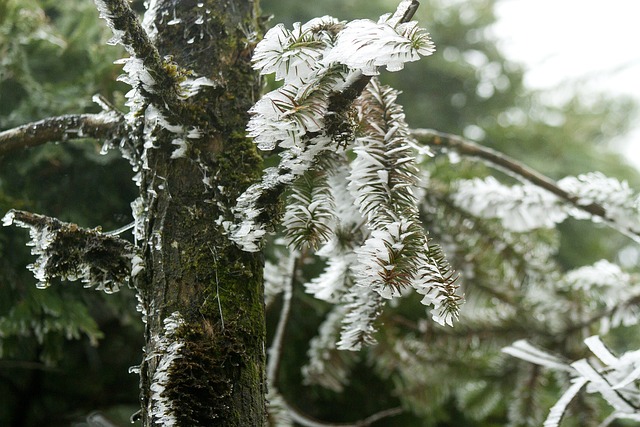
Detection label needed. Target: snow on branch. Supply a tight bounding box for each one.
[411,128,640,242]
[2,209,138,293]
[229,0,431,252]
[503,336,640,426]
[0,112,123,157]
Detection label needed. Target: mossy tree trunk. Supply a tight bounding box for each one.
[133,1,266,425]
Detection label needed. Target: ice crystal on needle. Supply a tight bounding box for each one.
[230,3,437,254]
[234,2,460,356]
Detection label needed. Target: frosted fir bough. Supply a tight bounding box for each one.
[525,259,640,335]
[453,173,640,237]
[249,1,460,355]
[229,0,436,252]
[503,336,640,426]
[2,210,136,293]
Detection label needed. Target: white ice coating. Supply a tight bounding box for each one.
[301,305,351,391]
[558,172,640,233]
[453,173,640,235]
[179,76,218,99]
[235,9,436,252]
[503,336,640,426]
[1,211,15,227]
[142,0,161,40]
[131,254,145,277]
[2,211,132,293]
[149,311,185,426]
[336,285,382,351]
[323,20,435,75]
[453,176,569,232]
[304,253,355,304]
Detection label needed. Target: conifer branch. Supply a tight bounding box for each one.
[326,0,420,110]
[0,113,124,157]
[411,128,640,242]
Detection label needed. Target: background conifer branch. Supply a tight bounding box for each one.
[411,128,640,242]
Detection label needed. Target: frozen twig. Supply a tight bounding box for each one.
[267,255,297,386]
[2,209,136,292]
[0,113,123,157]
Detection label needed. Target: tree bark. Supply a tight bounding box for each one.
[132,1,266,425]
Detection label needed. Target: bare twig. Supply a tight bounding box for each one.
[0,113,123,157]
[411,128,640,242]
[267,255,296,386]
[284,401,403,427]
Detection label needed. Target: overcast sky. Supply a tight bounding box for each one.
[493,0,640,166]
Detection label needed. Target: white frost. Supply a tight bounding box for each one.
[149,312,185,426]
[323,19,435,75]
[1,211,15,226]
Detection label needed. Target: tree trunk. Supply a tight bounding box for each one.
[133,1,266,425]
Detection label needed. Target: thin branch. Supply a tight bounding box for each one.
[267,255,297,386]
[0,113,123,157]
[411,128,640,242]
[283,401,403,427]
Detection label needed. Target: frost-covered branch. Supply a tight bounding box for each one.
[411,128,605,216]
[230,0,432,251]
[411,128,640,241]
[0,112,123,157]
[2,209,139,293]
[503,336,640,426]
[94,0,176,94]
[94,0,183,118]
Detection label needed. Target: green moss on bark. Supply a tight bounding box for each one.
[135,0,267,425]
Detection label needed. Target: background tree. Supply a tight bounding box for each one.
[1,1,640,427]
